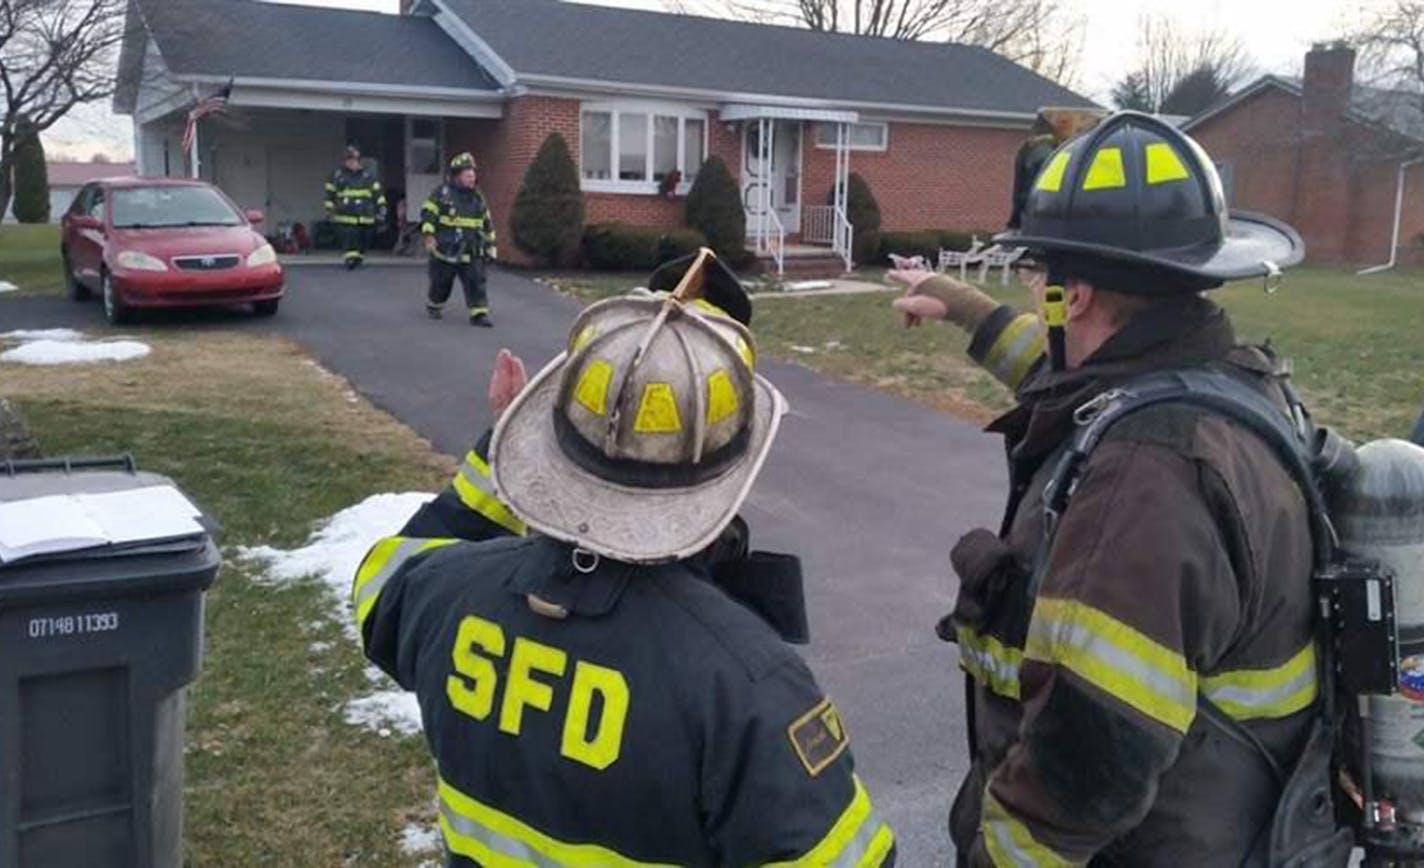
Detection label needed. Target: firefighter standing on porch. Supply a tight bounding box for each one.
[324,145,386,269]
[422,152,498,327]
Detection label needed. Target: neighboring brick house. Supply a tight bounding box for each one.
[114,0,1095,270]
[1186,44,1424,268]
[3,161,135,223]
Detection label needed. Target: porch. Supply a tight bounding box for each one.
[722,105,857,276]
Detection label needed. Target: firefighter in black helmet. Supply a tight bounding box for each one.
[324,145,387,269]
[888,113,1337,865]
[422,152,498,327]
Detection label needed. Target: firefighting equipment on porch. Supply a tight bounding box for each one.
[489,249,786,563]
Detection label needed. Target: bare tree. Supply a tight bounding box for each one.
[0,0,128,217]
[668,0,1086,86]
[1111,15,1254,115]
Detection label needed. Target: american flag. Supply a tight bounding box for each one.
[181,79,232,154]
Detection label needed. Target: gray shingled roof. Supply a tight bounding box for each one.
[440,0,1095,115]
[131,0,498,91]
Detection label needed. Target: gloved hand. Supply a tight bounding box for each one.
[488,348,527,419]
[423,235,437,254]
[485,246,498,262]
[888,269,1000,334]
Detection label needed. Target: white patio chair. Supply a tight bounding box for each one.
[937,239,986,281]
[977,245,1027,286]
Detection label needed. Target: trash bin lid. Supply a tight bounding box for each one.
[0,462,221,604]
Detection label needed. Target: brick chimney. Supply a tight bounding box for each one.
[1302,42,1356,130]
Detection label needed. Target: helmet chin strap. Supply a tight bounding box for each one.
[1042,264,1069,372]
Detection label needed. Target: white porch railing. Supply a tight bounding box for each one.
[832,206,854,272]
[803,205,835,244]
[745,205,786,276]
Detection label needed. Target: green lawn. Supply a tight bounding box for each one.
[5,333,453,865]
[552,265,1424,442]
[0,223,64,296]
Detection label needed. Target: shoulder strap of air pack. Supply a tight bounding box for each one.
[1039,365,1337,571]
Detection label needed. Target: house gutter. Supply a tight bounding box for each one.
[1358,155,1424,275]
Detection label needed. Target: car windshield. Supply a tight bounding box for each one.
[111,186,244,229]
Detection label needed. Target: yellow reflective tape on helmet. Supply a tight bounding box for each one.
[983,792,1083,868]
[1082,146,1127,191]
[706,369,740,425]
[736,336,756,370]
[574,359,613,416]
[1201,643,1319,721]
[1026,597,1197,734]
[633,383,683,433]
[762,776,896,868]
[437,776,679,867]
[571,325,597,352]
[691,298,731,319]
[1035,151,1071,192]
[1145,142,1191,185]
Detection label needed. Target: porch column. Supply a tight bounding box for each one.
[189,116,201,180]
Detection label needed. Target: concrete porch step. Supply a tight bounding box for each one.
[755,252,850,279]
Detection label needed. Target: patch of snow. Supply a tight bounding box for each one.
[1,339,150,365]
[2,328,85,342]
[0,281,19,293]
[309,641,332,653]
[344,690,423,737]
[399,824,441,855]
[789,345,817,354]
[786,280,833,292]
[238,492,436,737]
[824,340,846,350]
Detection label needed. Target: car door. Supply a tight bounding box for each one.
[67,185,108,285]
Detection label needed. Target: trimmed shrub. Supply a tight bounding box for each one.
[510,132,585,267]
[583,223,661,271]
[685,156,747,262]
[656,227,709,264]
[12,127,49,224]
[828,173,881,265]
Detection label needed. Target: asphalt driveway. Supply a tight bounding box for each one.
[2,265,1011,864]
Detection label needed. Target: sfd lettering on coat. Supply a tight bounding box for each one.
[446,614,629,770]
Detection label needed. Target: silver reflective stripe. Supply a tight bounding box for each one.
[1203,665,1317,714]
[441,799,567,868]
[828,810,890,868]
[353,539,425,614]
[458,459,495,497]
[986,817,1039,868]
[989,320,1044,384]
[1031,617,1196,712]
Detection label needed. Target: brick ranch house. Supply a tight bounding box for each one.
[1186,43,1424,268]
[114,0,1095,271]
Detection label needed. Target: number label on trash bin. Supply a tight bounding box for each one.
[27,611,121,639]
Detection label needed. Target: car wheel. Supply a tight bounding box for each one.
[62,249,91,300]
[102,270,132,325]
[252,299,280,317]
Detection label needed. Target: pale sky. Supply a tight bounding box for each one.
[45,0,1358,161]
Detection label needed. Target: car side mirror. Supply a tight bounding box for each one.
[246,209,264,225]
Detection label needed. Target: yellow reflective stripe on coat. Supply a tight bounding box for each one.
[957,626,1023,700]
[352,536,458,628]
[982,792,1083,868]
[453,450,527,535]
[1202,643,1318,721]
[981,313,1046,391]
[1026,597,1197,733]
[762,776,895,868]
[439,776,678,868]
[439,215,486,229]
[338,188,376,198]
[330,214,363,225]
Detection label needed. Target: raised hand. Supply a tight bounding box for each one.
[488,348,528,418]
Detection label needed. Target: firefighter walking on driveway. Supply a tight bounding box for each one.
[324,145,386,269]
[352,251,896,866]
[890,112,1351,866]
[422,152,497,327]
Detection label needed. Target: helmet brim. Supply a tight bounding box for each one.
[995,210,1304,283]
[490,353,786,564]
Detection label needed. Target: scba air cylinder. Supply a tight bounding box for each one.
[1336,439,1424,821]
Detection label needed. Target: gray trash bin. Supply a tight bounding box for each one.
[0,457,220,868]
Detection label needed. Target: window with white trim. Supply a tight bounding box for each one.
[814,122,888,152]
[580,102,710,194]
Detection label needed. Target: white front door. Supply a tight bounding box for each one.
[405,117,444,225]
[742,119,802,236]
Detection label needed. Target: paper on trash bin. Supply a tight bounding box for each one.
[0,485,204,563]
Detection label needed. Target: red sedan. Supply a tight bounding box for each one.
[60,177,285,324]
